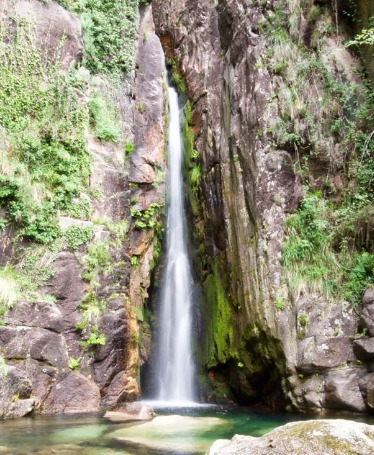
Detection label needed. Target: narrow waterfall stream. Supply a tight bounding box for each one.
[155,85,195,403]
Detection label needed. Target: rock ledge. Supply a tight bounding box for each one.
[206,419,374,455]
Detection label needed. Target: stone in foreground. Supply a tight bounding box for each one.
[206,419,374,455]
[104,402,156,421]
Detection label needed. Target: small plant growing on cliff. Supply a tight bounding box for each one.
[275,290,286,310]
[0,266,20,309]
[137,101,146,113]
[80,326,106,350]
[64,225,93,250]
[68,357,82,370]
[130,203,164,231]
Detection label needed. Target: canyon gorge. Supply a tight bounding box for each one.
[0,0,374,420]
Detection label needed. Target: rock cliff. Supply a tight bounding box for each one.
[1,0,374,419]
[0,0,166,418]
[151,0,374,413]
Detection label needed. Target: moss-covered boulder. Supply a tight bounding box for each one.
[206,419,374,455]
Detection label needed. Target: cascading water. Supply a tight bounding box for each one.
[155,85,195,404]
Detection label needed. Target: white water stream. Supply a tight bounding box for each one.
[156,86,195,403]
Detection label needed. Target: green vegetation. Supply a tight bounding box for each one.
[182,101,201,216]
[57,0,139,76]
[64,225,93,249]
[346,27,374,47]
[0,244,59,320]
[130,203,165,231]
[80,325,106,350]
[166,56,187,94]
[0,17,90,244]
[204,264,234,367]
[283,189,374,307]
[256,1,374,308]
[68,356,82,370]
[89,95,121,142]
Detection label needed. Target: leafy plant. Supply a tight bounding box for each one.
[68,356,82,370]
[346,27,374,47]
[80,325,106,350]
[57,0,139,76]
[64,225,93,250]
[130,203,164,231]
[89,95,121,142]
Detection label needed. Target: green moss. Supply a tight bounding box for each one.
[203,263,235,367]
[181,101,201,216]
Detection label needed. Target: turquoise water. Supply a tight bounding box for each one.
[0,405,308,455]
[1,405,373,455]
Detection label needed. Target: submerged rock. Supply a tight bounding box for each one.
[104,401,156,421]
[205,419,374,455]
[109,414,227,453]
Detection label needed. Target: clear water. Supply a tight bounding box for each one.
[0,405,320,455]
[155,86,195,402]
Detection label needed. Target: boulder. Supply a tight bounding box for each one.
[359,373,374,409]
[325,369,366,412]
[100,369,138,408]
[298,336,355,373]
[353,337,374,361]
[104,401,155,421]
[42,372,101,414]
[359,287,374,336]
[5,301,64,333]
[0,365,35,419]
[205,419,374,455]
[2,327,69,367]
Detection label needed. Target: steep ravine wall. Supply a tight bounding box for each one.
[152,0,374,413]
[0,1,166,418]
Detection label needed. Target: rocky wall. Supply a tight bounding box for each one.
[152,0,374,413]
[0,1,166,418]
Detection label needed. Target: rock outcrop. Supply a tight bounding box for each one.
[0,2,166,418]
[206,419,374,455]
[0,0,83,70]
[151,0,374,413]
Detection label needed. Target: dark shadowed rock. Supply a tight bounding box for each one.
[359,308,374,338]
[42,372,100,414]
[206,420,374,455]
[359,373,374,410]
[363,287,374,306]
[359,287,374,336]
[353,338,374,361]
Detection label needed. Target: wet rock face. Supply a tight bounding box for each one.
[151,0,372,412]
[152,0,302,407]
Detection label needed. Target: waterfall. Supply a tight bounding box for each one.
[155,85,195,404]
